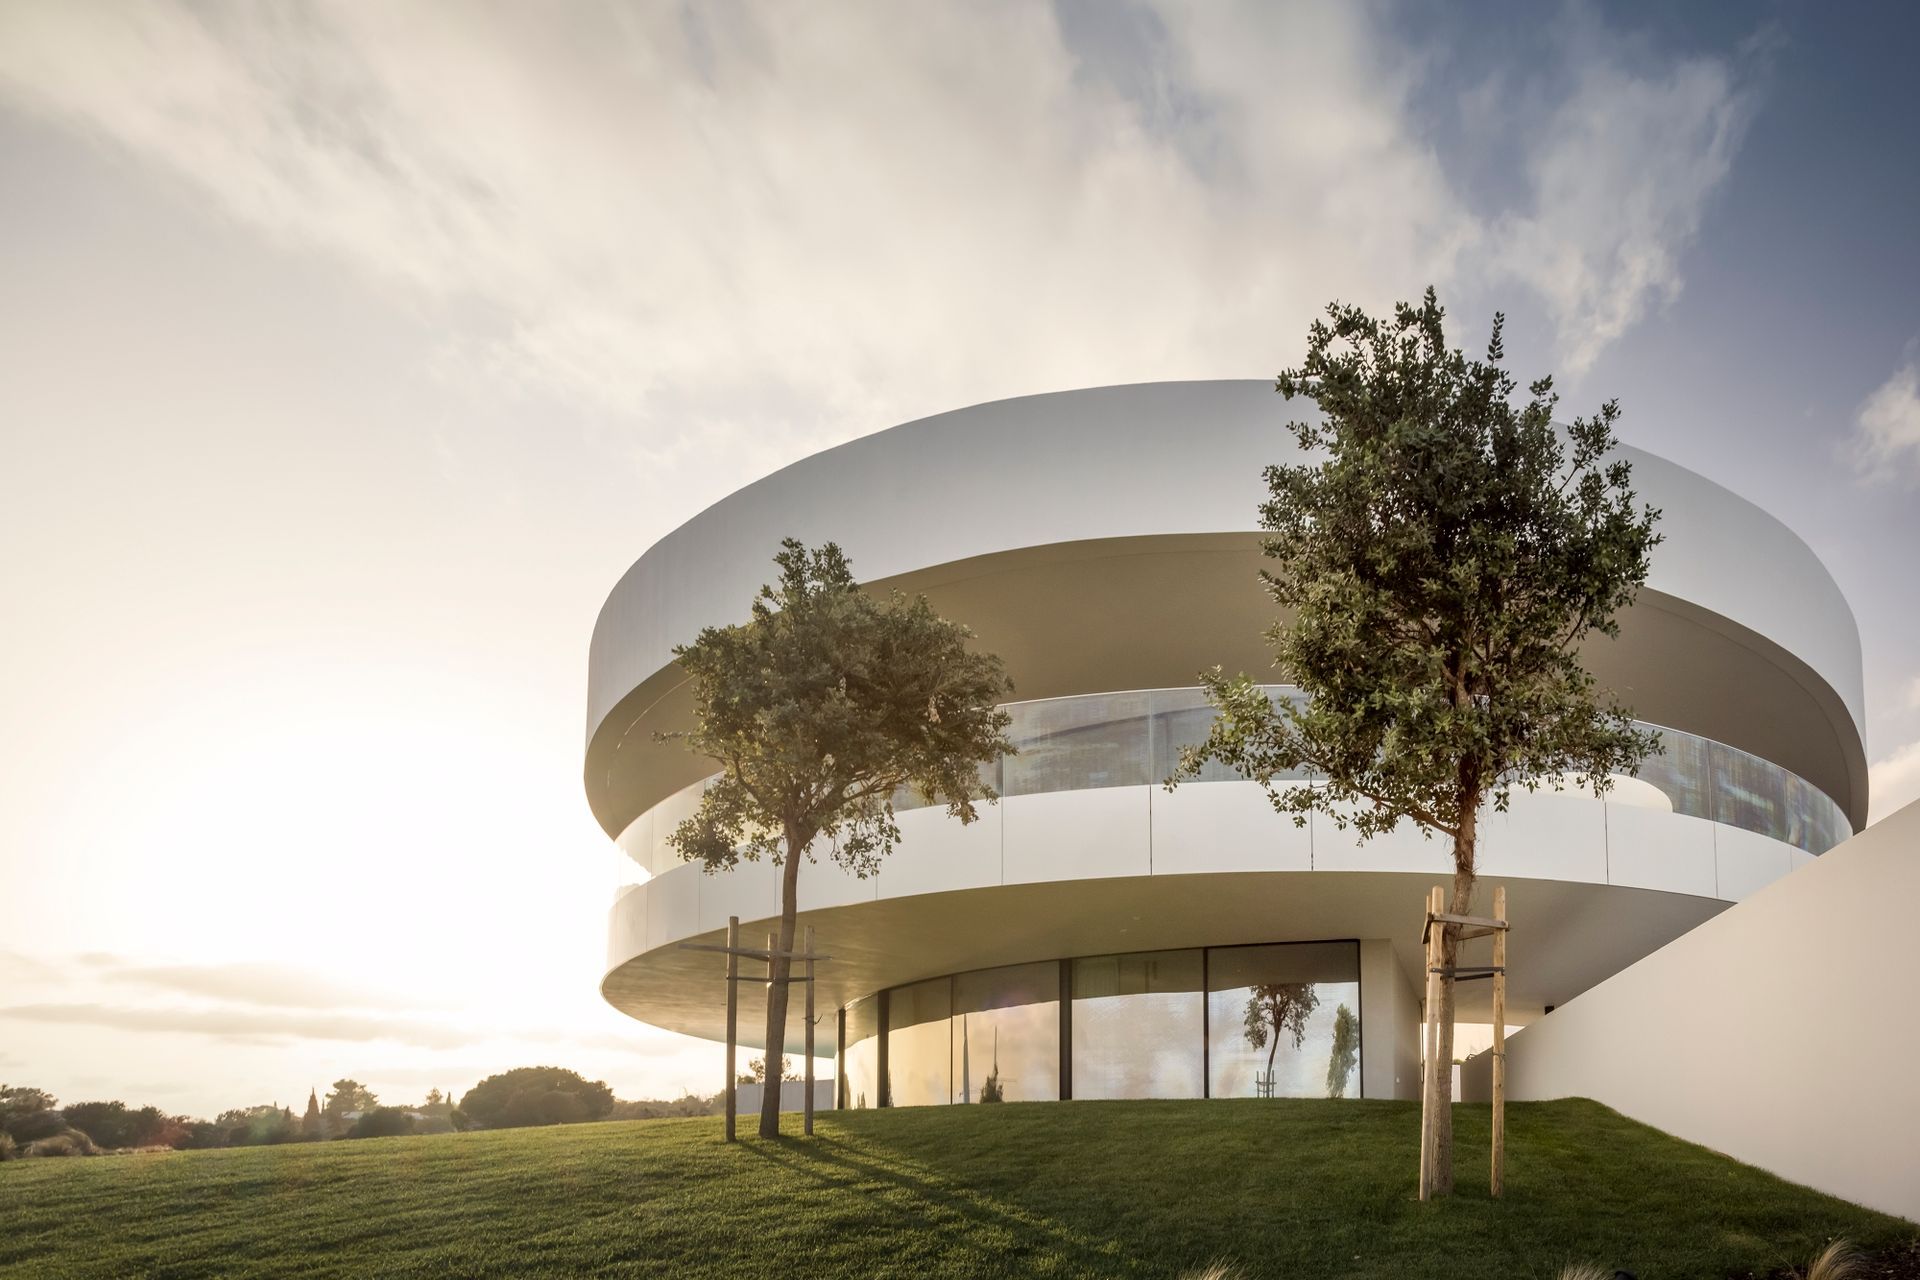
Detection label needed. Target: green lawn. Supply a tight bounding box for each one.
[0,1099,1910,1279]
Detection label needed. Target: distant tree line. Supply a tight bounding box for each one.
[1,1069,721,1161]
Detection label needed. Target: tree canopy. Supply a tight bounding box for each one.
[322,1079,377,1136]
[1183,289,1660,842]
[0,1085,60,1143]
[665,539,1014,880]
[458,1067,614,1130]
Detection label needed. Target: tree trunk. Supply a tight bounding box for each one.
[759,829,805,1139]
[1429,808,1478,1195]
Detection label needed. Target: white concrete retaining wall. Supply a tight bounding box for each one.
[735,1080,836,1115]
[1460,799,1920,1222]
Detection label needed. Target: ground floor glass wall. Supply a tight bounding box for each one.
[1071,949,1204,1099]
[842,941,1362,1108]
[843,995,880,1111]
[953,962,1060,1104]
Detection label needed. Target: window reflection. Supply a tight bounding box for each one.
[886,978,952,1107]
[1072,950,1204,1099]
[951,962,1059,1103]
[843,995,879,1110]
[647,688,1851,877]
[1207,942,1360,1100]
[1001,692,1152,796]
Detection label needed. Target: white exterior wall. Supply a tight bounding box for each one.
[735,1080,836,1116]
[589,381,1863,745]
[1360,939,1421,1100]
[1461,799,1920,1223]
[617,781,1805,964]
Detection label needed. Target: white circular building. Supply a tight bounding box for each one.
[587,381,1866,1108]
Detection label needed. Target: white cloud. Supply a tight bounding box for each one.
[0,1,1756,465]
[1489,38,1758,375]
[0,1001,481,1050]
[1869,738,1920,827]
[1854,352,1920,480]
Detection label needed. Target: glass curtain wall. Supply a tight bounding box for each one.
[843,687,1848,854]
[849,941,1364,1107]
[842,995,880,1110]
[1206,942,1362,1100]
[886,978,952,1108]
[951,963,1060,1103]
[1071,949,1204,1099]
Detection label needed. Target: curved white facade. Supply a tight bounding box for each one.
[586,381,1866,1105]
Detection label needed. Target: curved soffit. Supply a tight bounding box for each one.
[586,534,1869,837]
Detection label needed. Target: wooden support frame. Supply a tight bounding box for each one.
[679,918,833,1143]
[1418,887,1511,1200]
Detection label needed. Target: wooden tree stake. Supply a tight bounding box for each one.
[1491,885,1507,1197]
[803,924,816,1137]
[1418,885,1444,1200]
[724,915,739,1144]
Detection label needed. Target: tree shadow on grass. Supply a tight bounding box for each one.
[736,1136,1158,1277]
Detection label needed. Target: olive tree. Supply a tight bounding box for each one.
[1178,289,1660,1194]
[665,539,1013,1139]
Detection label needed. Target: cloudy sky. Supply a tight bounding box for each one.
[2,1,1916,1119]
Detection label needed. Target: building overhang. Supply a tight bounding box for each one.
[603,869,1727,1055]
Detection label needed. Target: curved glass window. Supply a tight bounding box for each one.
[851,940,1360,1107]
[952,963,1060,1103]
[842,995,879,1111]
[1071,950,1204,1100]
[887,978,952,1108]
[619,687,1852,879]
[931,687,1849,856]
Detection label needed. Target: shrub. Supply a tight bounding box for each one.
[1801,1239,1860,1280]
[174,1120,229,1150]
[26,1129,99,1157]
[62,1101,134,1149]
[0,1132,15,1161]
[347,1108,417,1140]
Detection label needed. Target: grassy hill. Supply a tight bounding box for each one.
[0,1098,1911,1278]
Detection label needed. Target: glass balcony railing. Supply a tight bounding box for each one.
[619,687,1851,881]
